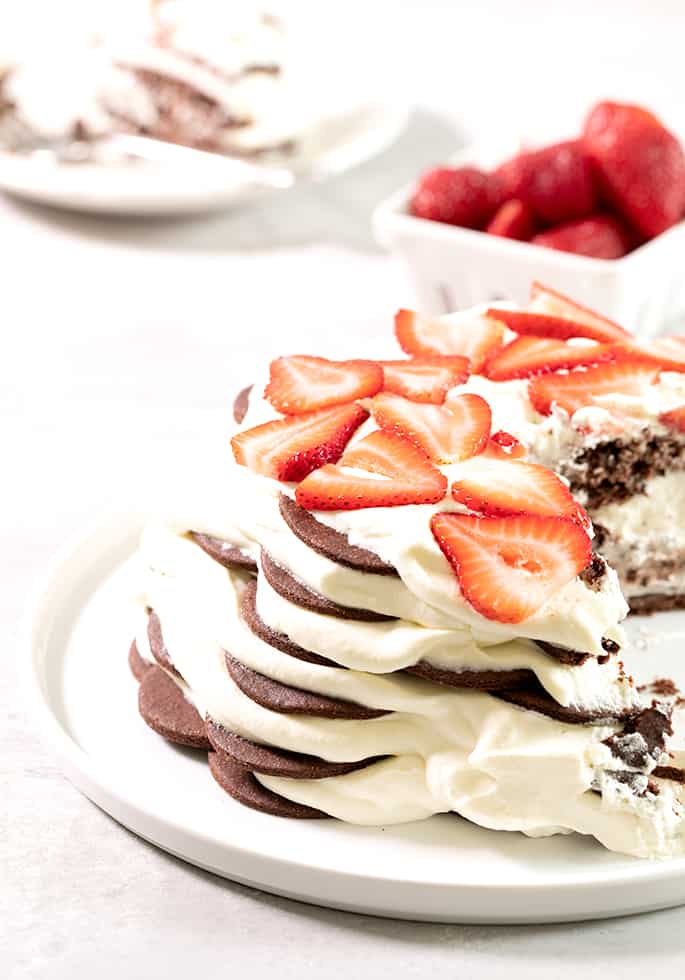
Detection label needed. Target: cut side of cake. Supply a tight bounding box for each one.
[130,283,685,858]
[466,286,685,611]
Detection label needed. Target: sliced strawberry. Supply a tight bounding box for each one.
[295,430,447,511]
[371,392,491,464]
[482,430,528,460]
[659,406,685,432]
[394,309,505,373]
[430,512,591,623]
[611,337,685,373]
[528,361,659,417]
[528,282,631,341]
[488,307,631,346]
[380,356,470,404]
[484,335,617,381]
[451,457,589,526]
[485,198,536,240]
[231,404,368,481]
[265,355,383,415]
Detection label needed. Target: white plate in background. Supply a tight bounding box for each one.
[24,512,685,924]
[0,103,408,216]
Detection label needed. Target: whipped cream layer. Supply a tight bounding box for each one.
[143,526,632,711]
[136,528,685,858]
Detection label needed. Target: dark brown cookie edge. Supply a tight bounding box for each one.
[208,751,328,819]
[128,640,153,682]
[225,653,388,720]
[240,579,341,668]
[233,385,253,424]
[279,493,398,577]
[629,593,685,615]
[138,665,211,749]
[406,661,534,691]
[205,716,383,778]
[189,531,258,574]
[260,549,395,623]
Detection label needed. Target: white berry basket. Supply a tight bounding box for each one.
[373,136,685,338]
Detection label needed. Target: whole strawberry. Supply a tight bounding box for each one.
[583,101,685,239]
[410,166,501,228]
[531,214,632,259]
[495,140,596,225]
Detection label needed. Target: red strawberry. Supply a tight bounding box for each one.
[295,430,447,511]
[495,140,596,225]
[659,406,685,432]
[484,335,617,381]
[611,337,685,373]
[430,512,591,623]
[451,457,589,526]
[583,101,685,239]
[394,309,505,373]
[372,392,491,464]
[528,360,659,417]
[485,198,536,240]
[531,215,632,259]
[231,404,368,481]
[265,355,383,415]
[380,356,470,404]
[410,166,502,228]
[482,430,528,460]
[527,282,631,342]
[488,296,630,346]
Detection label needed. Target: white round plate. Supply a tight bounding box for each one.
[25,513,685,923]
[0,102,407,215]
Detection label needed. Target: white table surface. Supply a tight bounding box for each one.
[5,2,685,971]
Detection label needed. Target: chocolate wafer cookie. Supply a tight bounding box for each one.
[225,654,388,720]
[260,549,395,622]
[138,665,211,749]
[147,610,182,678]
[240,579,341,668]
[205,717,382,778]
[189,532,258,574]
[493,683,636,725]
[630,593,685,615]
[128,641,153,682]
[233,385,253,424]
[279,493,398,576]
[208,752,327,818]
[405,660,534,691]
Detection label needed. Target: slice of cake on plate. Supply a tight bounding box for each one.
[0,1,307,158]
[130,283,685,858]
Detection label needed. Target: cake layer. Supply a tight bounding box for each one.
[142,526,633,711]
[132,556,683,856]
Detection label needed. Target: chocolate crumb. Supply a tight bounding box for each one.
[653,765,685,783]
[637,677,679,698]
[580,554,608,591]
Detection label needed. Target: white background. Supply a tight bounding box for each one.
[4,1,685,977]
